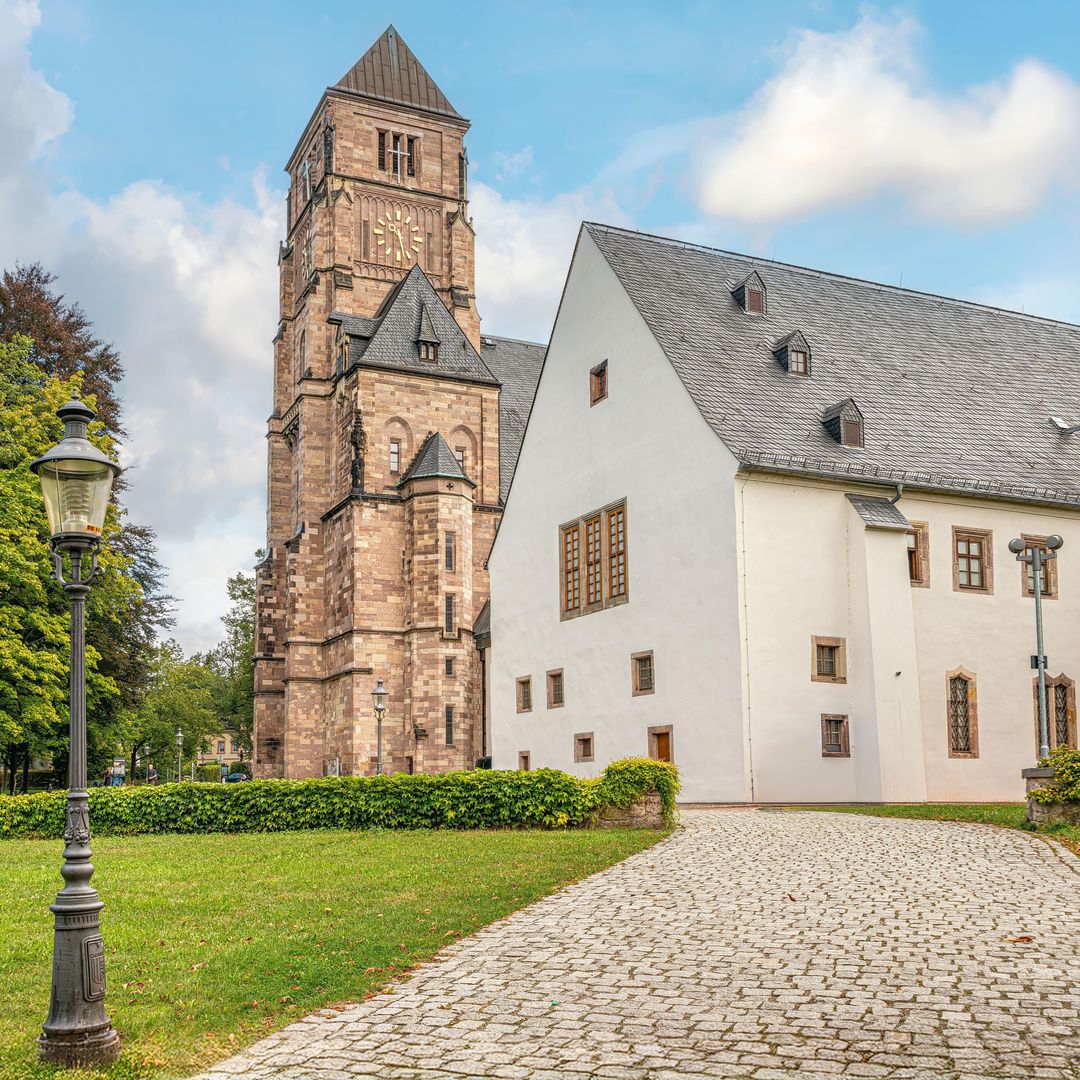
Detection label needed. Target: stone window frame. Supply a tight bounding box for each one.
[1020,534,1059,600]
[574,732,595,763]
[444,531,455,573]
[820,714,850,758]
[590,360,608,406]
[546,668,564,709]
[445,657,454,677]
[443,594,455,637]
[1034,673,1077,753]
[946,666,979,759]
[444,704,454,746]
[632,650,655,696]
[560,499,629,620]
[811,636,847,684]
[952,526,993,595]
[647,725,674,763]
[516,677,532,714]
[389,438,401,475]
[907,521,930,588]
[518,751,531,771]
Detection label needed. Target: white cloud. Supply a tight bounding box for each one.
[1,0,280,652]
[697,13,1080,224]
[493,146,534,182]
[472,180,630,341]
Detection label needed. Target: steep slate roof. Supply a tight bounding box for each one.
[398,431,472,486]
[846,494,911,531]
[585,223,1080,508]
[481,335,547,501]
[335,26,463,119]
[331,265,499,386]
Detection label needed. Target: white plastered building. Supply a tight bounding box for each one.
[486,224,1080,803]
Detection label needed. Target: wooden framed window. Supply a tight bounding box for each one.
[419,341,439,361]
[1021,535,1059,599]
[820,714,850,757]
[444,532,455,572]
[632,651,655,696]
[445,657,454,677]
[561,501,627,619]
[574,732,594,763]
[953,527,993,594]
[389,439,401,474]
[1036,674,1077,752]
[546,669,564,709]
[788,349,809,376]
[444,705,454,745]
[648,725,673,763]
[444,594,454,635]
[907,521,930,588]
[590,360,608,405]
[585,515,603,606]
[811,636,847,684]
[946,667,979,758]
[745,287,765,314]
[608,505,626,598]
[516,677,532,713]
[841,418,863,448]
[518,751,530,771]
[561,524,581,613]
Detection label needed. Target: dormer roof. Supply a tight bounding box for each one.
[398,431,474,487]
[417,305,441,345]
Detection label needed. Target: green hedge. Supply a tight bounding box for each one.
[1031,746,1080,804]
[0,758,679,839]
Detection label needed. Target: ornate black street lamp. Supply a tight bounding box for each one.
[30,395,121,1066]
[372,678,387,775]
[1009,534,1063,760]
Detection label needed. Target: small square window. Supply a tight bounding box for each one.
[821,714,850,757]
[518,751,531,771]
[445,657,454,677]
[516,677,532,713]
[590,361,608,405]
[788,349,809,376]
[745,288,765,315]
[574,732,594,763]
[841,418,863,447]
[419,341,439,361]
[547,669,564,708]
[632,651,654,696]
[811,636,847,684]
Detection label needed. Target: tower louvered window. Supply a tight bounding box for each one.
[377,131,387,170]
[407,137,417,177]
[585,515,603,606]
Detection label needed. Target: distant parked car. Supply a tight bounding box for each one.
[224,772,250,783]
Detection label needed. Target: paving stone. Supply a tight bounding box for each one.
[196,811,1080,1079]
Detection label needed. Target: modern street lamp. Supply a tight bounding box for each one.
[176,728,183,782]
[372,677,388,775]
[29,395,121,1066]
[1009,534,1063,760]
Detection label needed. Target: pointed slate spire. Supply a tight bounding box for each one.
[335,26,462,119]
[398,432,474,487]
[417,305,441,345]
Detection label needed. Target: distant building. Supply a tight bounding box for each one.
[489,223,1080,802]
[195,734,245,767]
[253,27,543,779]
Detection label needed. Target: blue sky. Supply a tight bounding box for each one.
[7,0,1080,649]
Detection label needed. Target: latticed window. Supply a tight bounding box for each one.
[516,677,532,713]
[949,674,974,754]
[1054,683,1069,748]
[562,525,581,612]
[633,652,654,695]
[608,506,626,598]
[585,516,603,605]
[811,636,846,683]
[547,670,564,708]
[817,645,837,677]
[821,715,849,757]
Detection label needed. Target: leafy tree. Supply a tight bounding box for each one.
[0,336,132,791]
[0,263,124,433]
[202,568,257,760]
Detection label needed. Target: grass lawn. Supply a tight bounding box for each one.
[806,802,1080,856]
[0,826,665,1079]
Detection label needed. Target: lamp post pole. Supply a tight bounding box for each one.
[372,678,387,775]
[30,397,121,1067]
[176,728,183,784]
[1010,535,1063,760]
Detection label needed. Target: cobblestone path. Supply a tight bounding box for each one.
[198,810,1080,1079]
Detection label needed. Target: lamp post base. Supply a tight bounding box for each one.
[39,1022,121,1067]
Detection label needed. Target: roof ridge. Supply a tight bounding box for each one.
[584,221,1080,331]
[481,333,548,349]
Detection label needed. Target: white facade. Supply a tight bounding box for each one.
[488,230,1080,803]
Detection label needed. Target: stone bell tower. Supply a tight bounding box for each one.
[253,26,508,779]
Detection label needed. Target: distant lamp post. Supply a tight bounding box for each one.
[29,395,121,1066]
[175,728,183,782]
[372,678,388,775]
[1009,534,1063,760]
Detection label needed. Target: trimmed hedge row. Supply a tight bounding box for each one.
[0,757,679,839]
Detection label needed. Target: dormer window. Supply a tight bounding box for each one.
[732,271,767,316]
[419,341,438,361]
[417,305,441,362]
[822,398,864,448]
[774,331,811,377]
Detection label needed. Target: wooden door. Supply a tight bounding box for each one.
[653,731,671,762]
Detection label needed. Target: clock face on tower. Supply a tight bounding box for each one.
[373,208,423,264]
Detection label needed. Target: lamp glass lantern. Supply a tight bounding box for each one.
[372,678,388,715]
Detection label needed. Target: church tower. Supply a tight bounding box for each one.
[252,27,535,779]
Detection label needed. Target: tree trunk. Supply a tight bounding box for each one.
[20,747,30,794]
